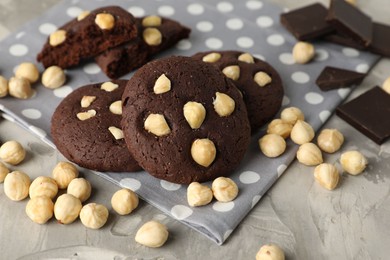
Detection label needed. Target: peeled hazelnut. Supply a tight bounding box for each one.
[144,113,171,136]
[238,53,254,63]
[54,194,82,224]
[290,120,315,145]
[77,10,90,21]
[52,161,79,189]
[42,66,66,89]
[222,65,240,81]
[314,163,340,190]
[67,178,91,202]
[49,30,66,46]
[77,109,96,121]
[292,41,315,64]
[143,28,162,46]
[15,62,40,83]
[80,203,109,229]
[101,81,118,92]
[0,140,26,165]
[259,134,286,158]
[4,171,30,201]
[340,151,367,175]
[0,75,8,97]
[109,100,122,115]
[213,92,235,117]
[108,126,124,140]
[135,220,169,248]
[187,182,213,207]
[256,244,285,260]
[212,177,238,202]
[29,176,58,199]
[25,196,54,224]
[191,138,216,167]
[111,188,139,215]
[296,143,323,166]
[81,96,96,108]
[142,15,162,27]
[382,76,390,94]
[183,101,206,129]
[0,162,10,183]
[202,52,221,63]
[280,106,305,125]
[254,71,272,87]
[8,77,32,99]
[95,13,115,30]
[267,119,293,139]
[153,74,171,94]
[317,129,344,153]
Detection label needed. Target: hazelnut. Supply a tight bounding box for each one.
[280,106,305,125]
[238,53,254,64]
[340,151,367,175]
[256,244,285,260]
[67,178,92,202]
[135,220,169,248]
[111,188,139,215]
[144,113,171,136]
[0,140,26,165]
[101,81,118,92]
[202,52,221,63]
[0,75,8,97]
[77,10,90,21]
[95,13,115,30]
[314,163,340,190]
[382,76,390,94]
[142,15,162,27]
[49,30,66,46]
[29,176,58,199]
[109,100,122,115]
[212,177,238,202]
[108,126,124,140]
[0,162,10,183]
[42,66,66,89]
[317,129,344,153]
[292,41,315,64]
[345,0,357,5]
[8,76,32,99]
[153,74,171,94]
[267,119,293,139]
[77,109,96,121]
[213,92,235,117]
[52,161,79,189]
[296,143,323,166]
[183,101,206,129]
[54,194,82,224]
[290,120,314,145]
[4,171,31,201]
[79,203,109,229]
[222,65,240,81]
[25,196,54,224]
[15,62,40,83]
[143,28,162,46]
[259,134,286,158]
[187,182,213,207]
[81,95,96,108]
[254,71,272,87]
[191,138,216,167]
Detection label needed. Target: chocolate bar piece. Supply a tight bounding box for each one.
[369,22,390,57]
[336,87,390,144]
[280,3,334,41]
[324,32,366,50]
[316,66,366,91]
[326,0,372,47]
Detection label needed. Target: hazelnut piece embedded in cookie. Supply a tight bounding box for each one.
[109,100,122,115]
[183,101,206,129]
[222,65,240,81]
[108,126,124,140]
[153,74,171,94]
[101,81,119,92]
[77,10,90,21]
[202,52,221,63]
[81,96,96,108]
[77,109,96,121]
[191,138,216,167]
[142,15,162,27]
[95,13,115,30]
[144,113,171,136]
[254,71,272,87]
[143,28,162,46]
[49,30,66,47]
[213,92,235,117]
[238,52,254,63]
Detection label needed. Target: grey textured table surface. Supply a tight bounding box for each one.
[0,0,389,259]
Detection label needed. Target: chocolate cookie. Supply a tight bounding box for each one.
[37,6,138,69]
[95,16,191,79]
[121,56,251,184]
[192,51,284,132]
[51,80,141,172]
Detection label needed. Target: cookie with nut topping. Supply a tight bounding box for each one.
[192,51,284,132]
[51,80,141,172]
[121,56,251,184]
[37,6,138,69]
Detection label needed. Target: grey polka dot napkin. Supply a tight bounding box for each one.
[0,0,379,245]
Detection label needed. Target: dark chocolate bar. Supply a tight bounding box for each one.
[316,66,366,91]
[369,22,390,57]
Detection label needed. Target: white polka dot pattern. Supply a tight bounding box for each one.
[171,205,193,220]
[213,201,235,212]
[119,178,141,191]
